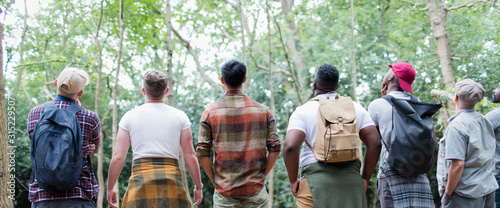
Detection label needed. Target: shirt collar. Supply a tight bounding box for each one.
[225,90,244,96]
[54,95,76,104]
[448,109,475,123]
[388,91,409,97]
[314,92,337,99]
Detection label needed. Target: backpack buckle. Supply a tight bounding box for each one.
[338,117,344,131]
[352,142,357,159]
[330,144,337,159]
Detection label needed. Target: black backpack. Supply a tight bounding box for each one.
[382,95,442,177]
[30,102,84,191]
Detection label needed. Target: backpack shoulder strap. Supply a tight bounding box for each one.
[304,139,314,154]
[409,95,419,102]
[381,95,394,106]
[42,101,57,110]
[67,104,85,114]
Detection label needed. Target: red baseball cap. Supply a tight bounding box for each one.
[389,62,415,94]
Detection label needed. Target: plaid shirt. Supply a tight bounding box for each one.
[27,96,101,202]
[196,90,281,197]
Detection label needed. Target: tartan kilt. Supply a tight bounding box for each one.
[122,157,191,208]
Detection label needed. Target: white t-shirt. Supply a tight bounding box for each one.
[119,103,191,160]
[287,93,375,167]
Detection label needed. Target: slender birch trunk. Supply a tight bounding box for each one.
[94,1,105,207]
[111,0,125,207]
[265,1,275,206]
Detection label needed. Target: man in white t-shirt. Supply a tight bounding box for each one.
[106,70,203,208]
[283,64,381,208]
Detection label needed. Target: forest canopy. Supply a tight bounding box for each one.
[1,0,499,207]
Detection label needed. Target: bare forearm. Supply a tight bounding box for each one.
[362,144,381,180]
[283,145,300,183]
[264,151,280,177]
[184,152,202,187]
[107,156,126,191]
[198,156,214,184]
[359,126,381,181]
[446,160,464,195]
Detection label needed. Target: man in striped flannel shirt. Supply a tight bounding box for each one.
[196,59,281,207]
[27,67,101,208]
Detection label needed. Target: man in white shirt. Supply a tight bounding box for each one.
[283,64,381,208]
[106,70,203,208]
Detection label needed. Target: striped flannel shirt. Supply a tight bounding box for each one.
[196,90,281,197]
[27,96,101,202]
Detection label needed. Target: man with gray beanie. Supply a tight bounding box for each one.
[485,83,500,207]
[27,67,101,207]
[437,79,498,208]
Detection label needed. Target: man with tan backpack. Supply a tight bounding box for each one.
[283,64,381,208]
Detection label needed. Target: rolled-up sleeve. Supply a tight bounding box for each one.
[266,111,281,152]
[196,110,213,157]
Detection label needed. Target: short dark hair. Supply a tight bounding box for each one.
[143,70,168,99]
[221,59,247,88]
[314,64,339,91]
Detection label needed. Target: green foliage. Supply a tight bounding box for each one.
[4,0,500,207]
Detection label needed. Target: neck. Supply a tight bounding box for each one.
[386,83,404,94]
[146,98,165,103]
[314,90,335,97]
[57,94,79,102]
[224,85,242,92]
[455,103,472,112]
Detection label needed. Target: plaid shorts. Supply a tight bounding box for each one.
[121,158,191,208]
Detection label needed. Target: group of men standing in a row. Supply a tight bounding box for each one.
[26,60,500,208]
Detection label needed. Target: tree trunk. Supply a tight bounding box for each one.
[0,12,14,208]
[165,0,189,200]
[166,0,176,107]
[111,0,125,207]
[273,17,305,104]
[424,0,455,115]
[239,0,248,92]
[379,0,390,43]
[350,0,357,101]
[239,0,246,66]
[265,1,275,206]
[12,0,28,99]
[172,28,224,93]
[425,0,455,89]
[94,1,105,207]
[279,0,307,98]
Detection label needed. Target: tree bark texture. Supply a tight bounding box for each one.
[12,0,28,99]
[265,1,275,206]
[111,0,125,207]
[425,0,455,89]
[165,0,189,200]
[0,13,14,208]
[350,0,357,101]
[166,0,176,107]
[172,28,224,93]
[279,0,308,98]
[94,1,105,207]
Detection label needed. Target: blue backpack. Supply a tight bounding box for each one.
[30,102,84,191]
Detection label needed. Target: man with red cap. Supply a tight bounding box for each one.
[27,67,101,207]
[368,62,435,207]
